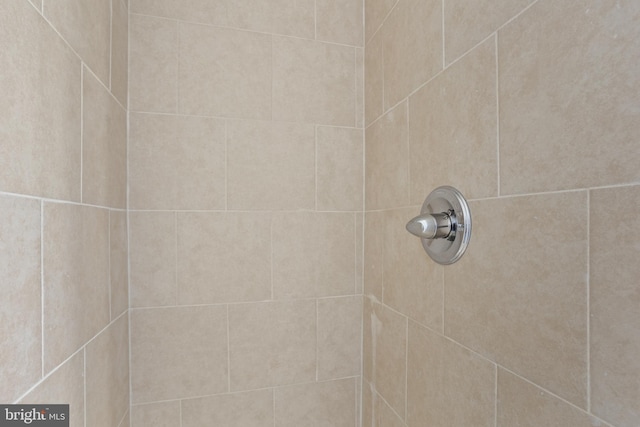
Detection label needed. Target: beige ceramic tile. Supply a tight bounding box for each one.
[182,390,274,427]
[409,37,498,203]
[383,208,443,330]
[407,322,495,426]
[365,31,384,126]
[131,401,180,427]
[317,126,364,211]
[362,383,406,427]
[365,102,409,210]
[228,300,316,391]
[275,379,356,427]
[0,196,41,402]
[318,297,362,380]
[177,212,271,305]
[111,0,128,106]
[356,48,364,129]
[19,351,84,427]
[499,0,640,195]
[365,0,397,43]
[44,0,110,84]
[382,0,442,109]
[498,369,610,427]
[110,210,128,319]
[227,120,315,210]
[129,212,176,308]
[364,211,384,301]
[131,0,314,38]
[86,315,129,427]
[363,299,407,419]
[590,185,640,426]
[0,1,81,201]
[317,0,364,46]
[129,113,226,210]
[444,192,589,407]
[43,203,110,373]
[179,23,271,119]
[272,212,355,299]
[129,14,177,113]
[273,36,355,126]
[82,69,127,209]
[131,306,228,403]
[444,0,533,64]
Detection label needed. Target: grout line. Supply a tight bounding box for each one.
[404,317,408,422]
[365,0,400,46]
[226,304,231,393]
[495,365,498,427]
[495,32,501,197]
[406,99,411,204]
[270,36,273,122]
[108,212,113,320]
[80,65,84,203]
[174,212,179,305]
[314,0,317,40]
[0,191,126,212]
[109,0,113,91]
[224,120,228,211]
[441,267,445,335]
[315,299,319,381]
[83,348,87,427]
[125,207,364,214]
[586,190,591,413]
[315,125,318,211]
[179,399,183,427]
[270,215,274,301]
[272,388,276,427]
[40,201,45,379]
[176,20,180,113]
[354,213,358,294]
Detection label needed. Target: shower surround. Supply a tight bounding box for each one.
[1,0,639,426]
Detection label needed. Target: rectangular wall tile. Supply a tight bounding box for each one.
[444,192,589,407]
[365,102,409,210]
[382,208,443,330]
[131,401,180,427]
[82,69,127,209]
[272,212,356,299]
[177,212,271,305]
[182,390,274,427]
[590,185,640,427]
[499,0,640,194]
[129,113,226,210]
[131,0,314,38]
[316,0,364,46]
[110,210,128,319]
[227,120,315,210]
[111,0,128,106]
[273,36,355,126]
[86,315,129,427]
[409,37,498,203]
[498,369,611,427]
[19,351,85,427]
[317,126,364,211]
[407,322,495,427]
[43,203,110,373]
[129,212,176,308]
[0,1,81,201]
[178,23,271,119]
[318,296,363,380]
[381,0,442,109]
[129,14,177,113]
[131,306,228,403]
[363,299,407,420]
[229,300,316,391]
[275,379,356,427]
[0,195,41,402]
[43,0,111,84]
[444,0,534,64]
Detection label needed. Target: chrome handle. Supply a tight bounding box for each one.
[406,212,452,239]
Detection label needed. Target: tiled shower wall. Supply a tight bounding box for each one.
[0,1,129,426]
[127,1,364,425]
[363,0,640,426]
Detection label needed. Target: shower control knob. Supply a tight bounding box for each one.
[406,186,472,265]
[406,212,452,239]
